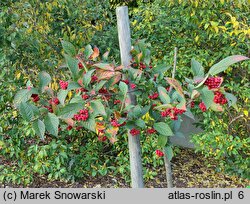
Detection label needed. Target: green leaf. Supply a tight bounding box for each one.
[153,122,173,136]
[70,96,83,104]
[135,119,146,128]
[29,104,40,115]
[164,146,174,161]
[82,118,96,132]
[158,86,170,104]
[208,55,249,75]
[64,54,79,80]
[38,71,51,92]
[183,109,195,120]
[95,80,107,92]
[67,82,81,90]
[91,100,106,116]
[44,113,59,136]
[83,69,96,87]
[191,58,204,77]
[57,89,68,105]
[119,81,128,95]
[20,102,34,121]
[84,44,93,59]
[153,64,170,74]
[200,87,214,108]
[61,40,76,56]
[224,92,237,107]
[58,103,83,119]
[14,89,31,108]
[157,135,168,147]
[33,119,45,140]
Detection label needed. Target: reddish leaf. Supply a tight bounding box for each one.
[166,78,184,97]
[115,65,124,71]
[64,118,75,127]
[94,63,114,71]
[89,46,100,59]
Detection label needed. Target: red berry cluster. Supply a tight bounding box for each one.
[149,92,159,99]
[161,107,185,120]
[78,62,83,69]
[59,80,68,90]
[111,119,126,127]
[213,91,227,105]
[31,94,40,102]
[139,62,147,70]
[91,75,98,83]
[190,101,195,108]
[146,128,156,134]
[199,102,206,112]
[74,109,89,121]
[99,88,111,100]
[82,94,89,100]
[114,100,121,105]
[98,135,107,142]
[49,98,59,105]
[130,128,140,136]
[204,77,222,89]
[155,149,164,157]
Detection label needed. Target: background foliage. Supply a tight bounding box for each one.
[0,0,249,185]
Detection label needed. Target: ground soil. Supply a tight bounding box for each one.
[0,149,249,188]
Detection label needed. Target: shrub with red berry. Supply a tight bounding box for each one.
[13,40,248,165]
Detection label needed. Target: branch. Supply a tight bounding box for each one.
[169,47,178,93]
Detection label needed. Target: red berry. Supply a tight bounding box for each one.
[111,119,126,127]
[146,128,156,134]
[149,92,159,99]
[67,125,73,131]
[91,75,98,83]
[199,102,207,112]
[49,98,60,105]
[98,136,107,142]
[31,94,40,102]
[155,149,164,157]
[114,100,121,105]
[78,62,83,69]
[121,79,129,84]
[44,105,53,113]
[130,128,140,136]
[59,80,68,90]
[190,101,195,108]
[82,94,89,100]
[130,83,136,89]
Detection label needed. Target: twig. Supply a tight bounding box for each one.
[169,47,178,93]
[228,114,244,126]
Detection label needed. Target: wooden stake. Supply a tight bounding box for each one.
[116,6,144,188]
